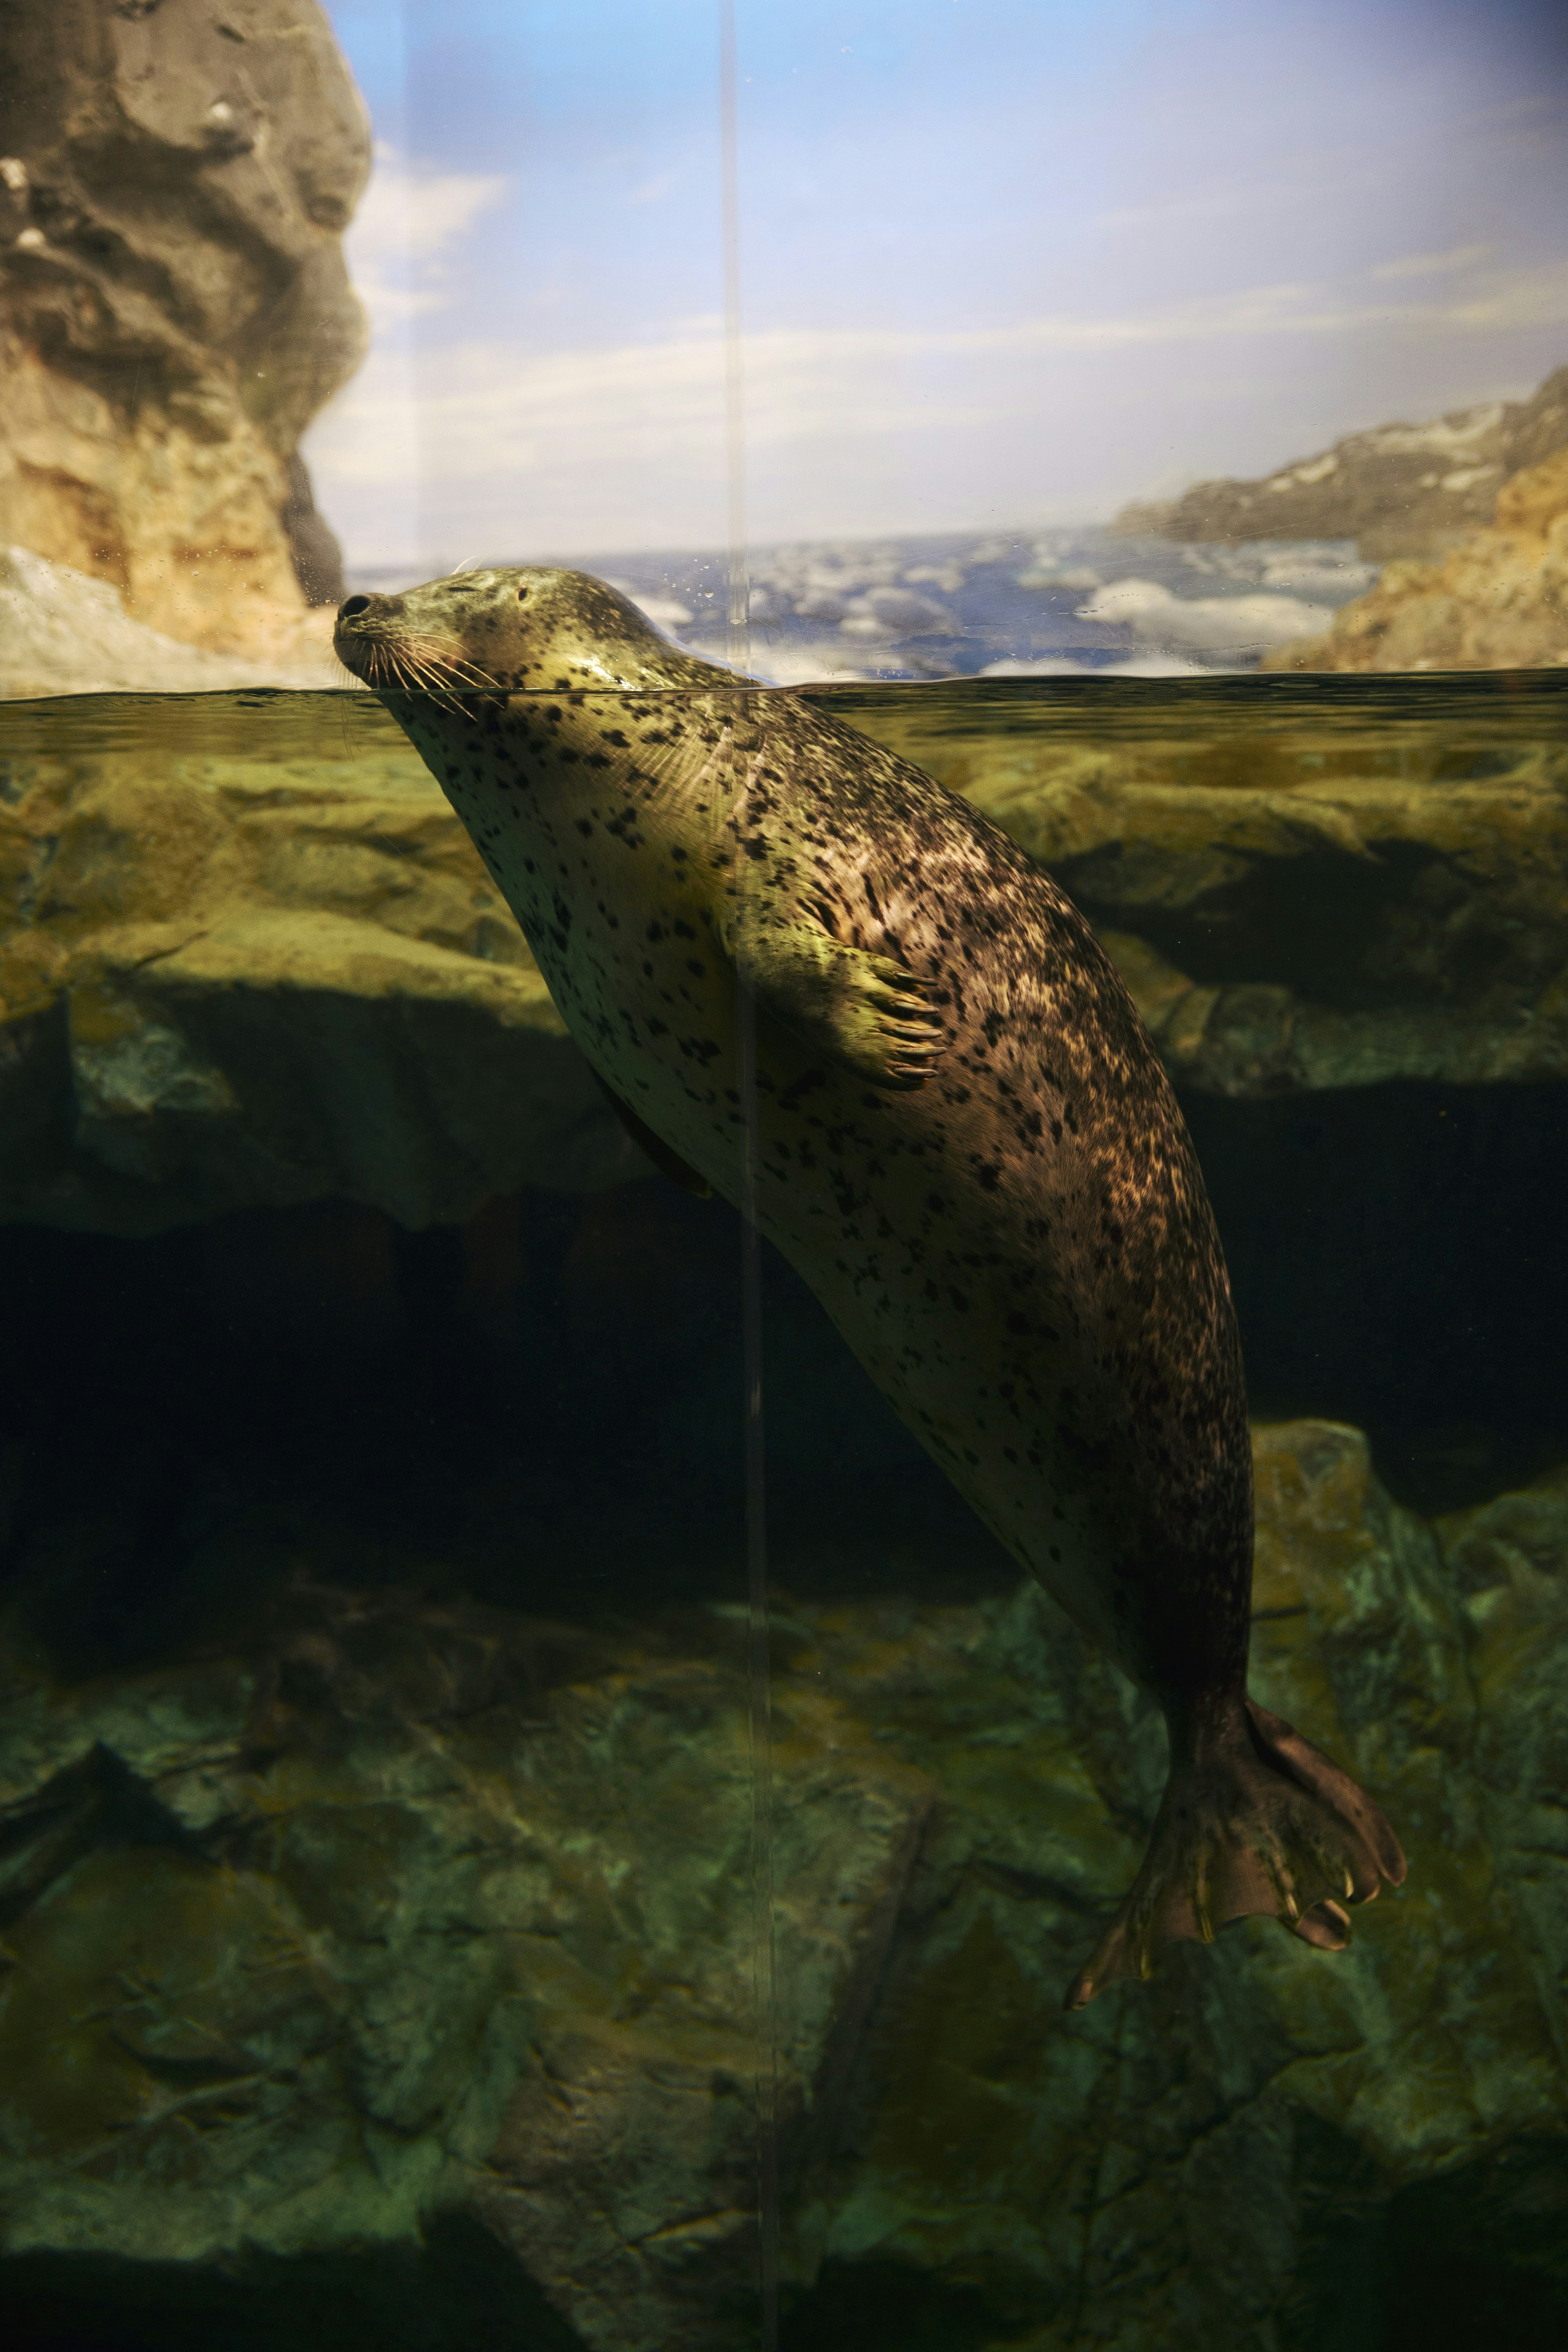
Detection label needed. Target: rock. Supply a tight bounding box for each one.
[1113,364,1568,561]
[793,1423,1568,2348]
[1261,447,1568,675]
[0,542,342,697]
[4,681,1567,1245]
[848,682,1568,1092]
[1,1420,1564,2348]
[0,1583,934,2352]
[0,690,646,1231]
[0,0,369,658]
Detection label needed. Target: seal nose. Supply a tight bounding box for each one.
[338,595,371,621]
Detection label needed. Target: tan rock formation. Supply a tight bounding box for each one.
[0,541,340,696]
[0,0,370,659]
[1113,363,1568,561]
[1,1421,1565,2347]
[1261,447,1568,674]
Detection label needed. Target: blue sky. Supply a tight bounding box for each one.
[302,0,1568,571]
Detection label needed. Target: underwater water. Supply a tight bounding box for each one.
[1,669,1566,2352]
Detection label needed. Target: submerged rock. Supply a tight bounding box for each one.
[0,694,644,1230]
[852,682,1568,1092]
[3,679,1567,1238]
[0,1421,1564,2348]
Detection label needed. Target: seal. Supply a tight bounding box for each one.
[334,566,1407,2005]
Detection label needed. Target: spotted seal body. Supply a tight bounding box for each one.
[336,566,1405,2002]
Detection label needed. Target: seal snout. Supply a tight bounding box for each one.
[332,589,404,684]
[333,588,497,697]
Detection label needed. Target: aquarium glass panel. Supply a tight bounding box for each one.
[1,8,1566,2352]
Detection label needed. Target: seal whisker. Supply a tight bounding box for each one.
[398,652,469,714]
[376,634,502,702]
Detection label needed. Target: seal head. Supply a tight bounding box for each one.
[337,564,1408,2006]
[335,565,727,697]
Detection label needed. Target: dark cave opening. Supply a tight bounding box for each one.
[0,1076,1561,1680]
[1183,1077,1567,1512]
[0,2215,585,2352]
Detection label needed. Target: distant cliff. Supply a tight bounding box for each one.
[1114,365,1568,561]
[0,0,370,660]
[1260,445,1568,673]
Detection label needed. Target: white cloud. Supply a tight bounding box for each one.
[1370,242,1493,281]
[344,144,508,325]
[628,170,680,206]
[304,244,1568,567]
[315,244,1568,476]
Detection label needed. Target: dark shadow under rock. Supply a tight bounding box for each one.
[0,2212,585,2352]
[1183,1080,1568,1512]
[1283,2126,1568,2352]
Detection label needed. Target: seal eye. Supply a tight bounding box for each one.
[517,587,529,603]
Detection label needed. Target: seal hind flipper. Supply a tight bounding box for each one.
[1065,1699,1407,2008]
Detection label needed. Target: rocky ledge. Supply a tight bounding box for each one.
[0,1417,1565,2350]
[3,677,1566,1245]
[0,690,645,1234]
[851,677,1568,1094]
[1112,364,1568,563]
[0,543,344,699]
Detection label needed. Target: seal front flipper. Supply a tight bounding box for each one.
[718,903,946,1089]
[591,1070,713,1197]
[1064,1696,1407,2009]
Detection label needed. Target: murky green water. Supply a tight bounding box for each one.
[2,671,1566,2351]
[5,664,1567,767]
[2,666,1564,1502]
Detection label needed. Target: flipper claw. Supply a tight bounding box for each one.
[1063,1698,1405,2008]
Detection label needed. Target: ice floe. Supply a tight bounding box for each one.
[980,652,1219,679]
[605,578,694,628]
[840,586,955,640]
[1076,577,1331,652]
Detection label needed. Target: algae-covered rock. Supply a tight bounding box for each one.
[0,1586,932,2352]
[846,678,1568,1092]
[785,1422,1568,2347]
[0,693,645,1228]
[2,1422,1564,2348]
[5,680,1567,1241]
